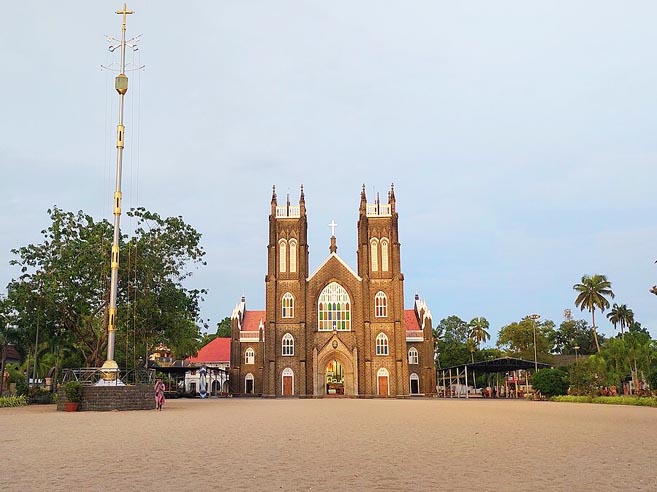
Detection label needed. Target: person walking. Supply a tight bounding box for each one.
[154,379,166,411]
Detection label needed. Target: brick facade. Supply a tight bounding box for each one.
[229,185,436,397]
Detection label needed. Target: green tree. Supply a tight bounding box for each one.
[569,354,615,396]
[573,274,615,353]
[532,368,569,397]
[553,319,598,355]
[434,315,471,368]
[215,317,232,338]
[496,318,555,362]
[7,207,207,368]
[606,303,634,336]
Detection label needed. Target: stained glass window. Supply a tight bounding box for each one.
[318,282,351,331]
[282,292,294,318]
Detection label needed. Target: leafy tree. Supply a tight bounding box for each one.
[215,316,231,338]
[496,318,555,363]
[6,207,207,368]
[606,303,634,336]
[569,354,614,396]
[434,316,471,368]
[573,274,615,353]
[553,319,598,355]
[532,368,569,397]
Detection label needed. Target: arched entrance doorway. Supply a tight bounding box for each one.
[377,368,389,396]
[314,338,358,396]
[282,367,294,396]
[325,359,344,395]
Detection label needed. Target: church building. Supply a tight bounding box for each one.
[229,184,436,397]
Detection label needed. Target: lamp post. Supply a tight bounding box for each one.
[573,345,579,363]
[528,314,540,372]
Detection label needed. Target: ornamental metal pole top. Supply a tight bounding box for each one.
[116,3,134,29]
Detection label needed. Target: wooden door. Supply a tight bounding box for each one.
[378,376,388,396]
[283,376,293,396]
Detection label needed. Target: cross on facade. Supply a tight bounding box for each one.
[329,220,337,237]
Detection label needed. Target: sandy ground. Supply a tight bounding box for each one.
[2,398,656,492]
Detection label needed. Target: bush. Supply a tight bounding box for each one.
[15,379,28,397]
[63,381,82,403]
[28,388,54,404]
[532,368,569,397]
[550,395,657,407]
[0,395,27,407]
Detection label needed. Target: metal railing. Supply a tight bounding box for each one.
[62,367,155,386]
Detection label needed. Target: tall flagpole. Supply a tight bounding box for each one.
[102,4,134,379]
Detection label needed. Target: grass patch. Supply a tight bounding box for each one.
[0,395,28,407]
[550,395,657,407]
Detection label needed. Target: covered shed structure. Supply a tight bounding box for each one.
[437,357,552,399]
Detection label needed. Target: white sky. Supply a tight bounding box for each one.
[2,1,656,342]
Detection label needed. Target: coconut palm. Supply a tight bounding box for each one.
[466,337,477,363]
[606,303,634,336]
[573,274,615,353]
[469,317,490,349]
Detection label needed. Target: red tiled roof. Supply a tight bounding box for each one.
[404,309,420,331]
[188,337,231,363]
[242,310,266,331]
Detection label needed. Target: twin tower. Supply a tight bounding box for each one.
[230,184,436,397]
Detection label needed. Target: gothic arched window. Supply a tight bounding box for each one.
[375,291,387,318]
[289,239,297,273]
[245,348,255,365]
[282,333,294,356]
[282,292,294,318]
[376,333,389,355]
[370,238,379,271]
[318,282,351,331]
[380,238,389,272]
[408,347,419,365]
[279,239,287,273]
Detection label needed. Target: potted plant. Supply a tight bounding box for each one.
[63,381,82,412]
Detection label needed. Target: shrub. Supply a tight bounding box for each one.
[550,395,657,407]
[63,381,83,403]
[0,395,27,407]
[532,368,569,397]
[15,379,28,397]
[28,388,54,404]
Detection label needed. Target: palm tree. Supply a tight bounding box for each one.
[466,337,477,364]
[469,317,490,349]
[606,303,634,336]
[573,274,615,353]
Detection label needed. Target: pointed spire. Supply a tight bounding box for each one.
[361,183,366,200]
[271,185,277,205]
[286,192,290,207]
[390,182,396,201]
[300,184,305,202]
